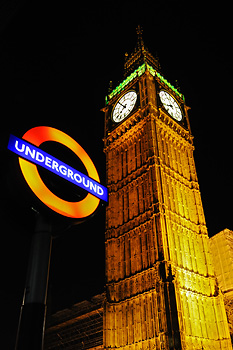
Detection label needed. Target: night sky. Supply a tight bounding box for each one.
[0,1,232,348]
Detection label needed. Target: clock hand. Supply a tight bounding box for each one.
[118,101,126,108]
[164,103,173,109]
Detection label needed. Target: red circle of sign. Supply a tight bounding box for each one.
[18,126,100,218]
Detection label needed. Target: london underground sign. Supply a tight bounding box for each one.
[8,126,108,218]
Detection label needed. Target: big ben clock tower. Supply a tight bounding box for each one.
[103,27,232,350]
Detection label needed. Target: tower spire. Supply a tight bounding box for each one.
[136,25,144,51]
[124,26,160,77]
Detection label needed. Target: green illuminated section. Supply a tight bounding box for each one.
[105,63,184,103]
[107,64,146,103]
[156,71,184,101]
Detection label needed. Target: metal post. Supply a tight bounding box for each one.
[15,213,52,350]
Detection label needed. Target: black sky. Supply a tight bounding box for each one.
[0,1,232,348]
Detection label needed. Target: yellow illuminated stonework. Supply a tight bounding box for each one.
[103,27,232,350]
[210,229,233,341]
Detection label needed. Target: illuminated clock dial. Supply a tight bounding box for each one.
[159,90,183,121]
[112,90,137,123]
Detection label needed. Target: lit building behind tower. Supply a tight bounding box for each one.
[210,228,233,343]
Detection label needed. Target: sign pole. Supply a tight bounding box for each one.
[15,213,52,350]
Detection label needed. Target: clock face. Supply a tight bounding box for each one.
[159,90,183,121]
[112,90,137,123]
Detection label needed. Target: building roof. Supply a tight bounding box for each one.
[44,293,105,350]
